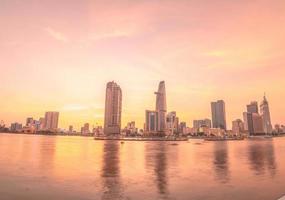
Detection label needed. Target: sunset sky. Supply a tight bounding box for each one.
[1,0,285,130]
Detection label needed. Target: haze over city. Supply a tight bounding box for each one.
[1,0,285,130]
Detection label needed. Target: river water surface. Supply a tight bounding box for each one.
[0,133,285,200]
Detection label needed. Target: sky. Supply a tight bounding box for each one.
[1,0,285,130]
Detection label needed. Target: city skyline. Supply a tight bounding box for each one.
[1,0,285,129]
[1,1,285,200]
[1,80,281,133]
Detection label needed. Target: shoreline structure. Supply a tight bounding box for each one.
[2,132,285,142]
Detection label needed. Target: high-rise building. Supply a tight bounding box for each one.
[244,100,267,135]
[166,111,179,135]
[193,119,212,129]
[243,112,254,134]
[232,119,244,134]
[260,95,273,134]
[252,113,264,134]
[104,81,122,135]
[247,101,259,114]
[155,81,167,133]
[211,100,227,130]
[145,110,159,134]
[44,112,59,131]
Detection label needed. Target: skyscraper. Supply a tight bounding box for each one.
[243,112,254,134]
[247,101,259,114]
[244,99,269,135]
[260,95,273,134]
[252,113,264,134]
[211,100,227,130]
[145,110,159,134]
[44,112,59,131]
[104,81,122,135]
[155,81,167,134]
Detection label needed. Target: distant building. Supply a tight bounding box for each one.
[39,117,45,130]
[274,124,283,134]
[179,122,187,134]
[244,100,265,135]
[21,126,36,133]
[93,126,103,136]
[247,101,259,114]
[145,110,159,134]
[193,119,212,129]
[44,112,59,131]
[10,122,22,132]
[252,113,264,134]
[166,111,179,135]
[260,95,273,134]
[68,125,73,133]
[197,127,226,137]
[232,119,244,135]
[26,117,34,126]
[243,112,254,134]
[211,100,227,130]
[32,120,41,131]
[81,123,90,135]
[104,81,122,135]
[155,81,167,134]
[123,121,138,135]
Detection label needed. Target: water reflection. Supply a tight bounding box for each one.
[145,142,169,198]
[101,141,123,200]
[38,137,56,172]
[248,140,277,177]
[213,142,230,183]
[1,134,285,200]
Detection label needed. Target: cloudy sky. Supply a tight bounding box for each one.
[1,0,285,130]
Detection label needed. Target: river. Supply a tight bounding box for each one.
[0,133,284,200]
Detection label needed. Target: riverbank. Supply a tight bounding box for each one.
[94,136,188,141]
[0,132,94,137]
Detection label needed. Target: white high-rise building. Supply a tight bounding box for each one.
[104,81,122,135]
[155,81,167,134]
[44,112,59,131]
[260,95,273,134]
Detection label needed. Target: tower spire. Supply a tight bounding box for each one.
[263,92,267,102]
